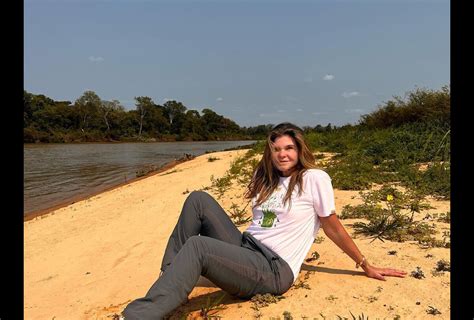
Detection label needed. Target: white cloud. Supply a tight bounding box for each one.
[342,91,360,98]
[89,56,104,63]
[323,74,335,81]
[303,76,313,83]
[296,108,303,112]
[163,98,173,102]
[216,97,223,102]
[312,112,328,115]
[277,109,286,113]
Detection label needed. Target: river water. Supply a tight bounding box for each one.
[24,140,256,217]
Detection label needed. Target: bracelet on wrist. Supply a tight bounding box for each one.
[355,256,367,269]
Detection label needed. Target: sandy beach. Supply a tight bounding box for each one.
[24,149,450,320]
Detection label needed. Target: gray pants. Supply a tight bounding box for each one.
[122,191,294,320]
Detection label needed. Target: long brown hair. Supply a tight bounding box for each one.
[245,122,317,208]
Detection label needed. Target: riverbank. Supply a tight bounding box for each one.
[24,149,450,320]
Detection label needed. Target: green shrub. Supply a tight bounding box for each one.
[345,184,438,244]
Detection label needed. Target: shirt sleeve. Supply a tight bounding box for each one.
[310,170,336,217]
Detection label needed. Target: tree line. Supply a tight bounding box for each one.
[24,90,273,143]
[24,85,449,144]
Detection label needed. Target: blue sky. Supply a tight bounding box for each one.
[24,0,449,128]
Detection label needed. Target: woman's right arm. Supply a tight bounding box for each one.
[320,213,407,281]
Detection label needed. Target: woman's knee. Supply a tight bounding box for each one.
[182,235,213,260]
[186,191,217,209]
[184,235,207,250]
[186,190,209,203]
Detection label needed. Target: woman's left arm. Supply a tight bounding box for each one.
[319,213,407,281]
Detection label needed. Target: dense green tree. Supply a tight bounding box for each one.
[163,100,187,126]
[145,103,170,137]
[24,91,57,128]
[74,91,101,133]
[100,99,124,133]
[117,110,139,138]
[200,108,241,139]
[181,110,205,140]
[134,96,155,138]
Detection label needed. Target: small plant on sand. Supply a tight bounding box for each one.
[424,211,451,223]
[410,267,425,279]
[283,311,293,320]
[435,259,450,272]
[229,201,252,226]
[436,211,450,223]
[434,259,450,273]
[251,294,285,319]
[305,251,320,262]
[292,273,311,290]
[419,230,450,249]
[388,250,397,255]
[314,236,325,243]
[207,156,221,162]
[426,306,442,315]
[250,293,285,309]
[199,293,227,319]
[210,174,233,198]
[336,311,369,320]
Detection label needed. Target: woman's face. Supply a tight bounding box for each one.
[270,134,299,177]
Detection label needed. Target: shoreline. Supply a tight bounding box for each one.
[23,155,195,222]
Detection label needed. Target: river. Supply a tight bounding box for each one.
[24,140,256,218]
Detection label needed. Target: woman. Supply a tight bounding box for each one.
[122,122,406,319]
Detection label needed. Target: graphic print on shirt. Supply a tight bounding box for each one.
[258,186,285,228]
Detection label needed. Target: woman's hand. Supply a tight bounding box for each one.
[319,214,407,281]
[362,263,407,281]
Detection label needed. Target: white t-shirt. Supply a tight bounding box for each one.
[245,169,336,281]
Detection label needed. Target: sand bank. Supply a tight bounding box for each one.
[24,149,450,319]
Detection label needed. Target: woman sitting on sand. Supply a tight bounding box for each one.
[122,122,407,319]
